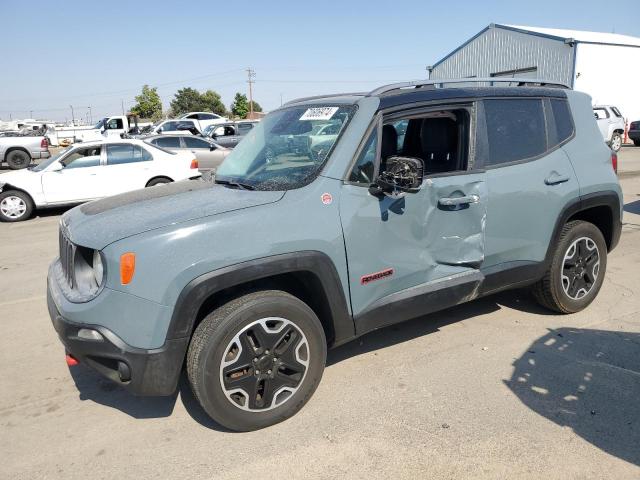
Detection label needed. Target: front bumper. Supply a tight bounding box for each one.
[47,274,188,396]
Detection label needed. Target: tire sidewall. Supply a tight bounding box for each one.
[194,293,327,431]
[0,190,33,222]
[610,132,622,152]
[550,222,607,313]
[7,150,31,169]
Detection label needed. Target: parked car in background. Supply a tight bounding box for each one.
[0,135,50,169]
[153,119,201,135]
[0,139,199,222]
[593,105,625,152]
[203,121,258,148]
[74,115,144,143]
[145,134,230,175]
[629,120,640,146]
[178,112,228,131]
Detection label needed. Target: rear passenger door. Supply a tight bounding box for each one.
[479,97,580,275]
[102,143,154,196]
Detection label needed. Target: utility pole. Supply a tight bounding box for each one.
[246,68,256,118]
[88,106,92,124]
[29,110,33,118]
[70,105,75,125]
[121,99,125,115]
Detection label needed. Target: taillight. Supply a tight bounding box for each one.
[190,158,199,169]
[40,138,48,149]
[611,152,618,174]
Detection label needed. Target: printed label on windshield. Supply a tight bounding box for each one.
[300,107,339,121]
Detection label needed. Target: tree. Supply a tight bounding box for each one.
[231,93,263,119]
[131,85,162,121]
[230,93,249,119]
[169,87,226,116]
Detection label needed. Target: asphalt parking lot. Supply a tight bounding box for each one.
[1,147,640,479]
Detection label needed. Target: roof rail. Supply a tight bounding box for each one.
[367,78,570,96]
[282,92,366,107]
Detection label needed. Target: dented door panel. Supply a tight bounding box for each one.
[340,172,487,317]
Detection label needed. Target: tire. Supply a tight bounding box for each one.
[6,149,32,170]
[610,132,622,152]
[187,290,327,431]
[0,190,34,222]
[146,177,172,187]
[532,220,607,313]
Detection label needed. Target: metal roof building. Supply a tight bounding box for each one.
[428,24,640,121]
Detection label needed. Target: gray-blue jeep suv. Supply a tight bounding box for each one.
[47,79,622,431]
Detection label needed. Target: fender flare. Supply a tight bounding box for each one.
[166,251,355,347]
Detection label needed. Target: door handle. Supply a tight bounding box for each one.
[544,173,570,185]
[438,194,479,207]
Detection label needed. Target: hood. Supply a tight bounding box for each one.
[0,168,37,187]
[62,180,285,250]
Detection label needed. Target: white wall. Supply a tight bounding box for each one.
[574,43,640,122]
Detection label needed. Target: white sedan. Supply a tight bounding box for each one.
[0,139,199,222]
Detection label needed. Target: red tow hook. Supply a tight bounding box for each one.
[65,354,79,367]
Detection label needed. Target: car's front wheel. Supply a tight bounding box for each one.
[532,220,607,313]
[0,190,34,222]
[610,132,622,152]
[187,290,327,431]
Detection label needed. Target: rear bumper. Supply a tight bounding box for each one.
[628,130,640,142]
[31,150,51,160]
[47,275,188,396]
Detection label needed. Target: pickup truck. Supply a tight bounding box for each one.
[74,115,145,143]
[593,105,625,152]
[0,136,50,169]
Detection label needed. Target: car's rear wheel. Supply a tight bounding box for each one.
[610,132,622,152]
[6,150,32,170]
[0,190,34,222]
[532,220,607,313]
[187,290,326,431]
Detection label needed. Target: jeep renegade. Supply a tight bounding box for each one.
[48,79,622,431]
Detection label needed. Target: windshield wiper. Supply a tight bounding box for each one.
[214,178,256,190]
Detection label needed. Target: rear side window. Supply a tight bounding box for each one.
[550,99,574,145]
[484,99,546,166]
[611,106,622,118]
[184,137,211,148]
[153,137,181,148]
[106,144,152,165]
[593,108,609,120]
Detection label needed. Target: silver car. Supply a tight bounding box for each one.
[145,134,230,176]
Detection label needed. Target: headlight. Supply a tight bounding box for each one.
[92,250,104,287]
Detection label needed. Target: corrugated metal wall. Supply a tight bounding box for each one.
[430,26,575,86]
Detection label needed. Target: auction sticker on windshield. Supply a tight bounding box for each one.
[300,107,339,121]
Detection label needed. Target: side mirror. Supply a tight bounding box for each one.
[157,128,163,134]
[370,156,424,195]
[210,145,216,151]
[50,162,64,172]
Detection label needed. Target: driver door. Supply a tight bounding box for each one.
[41,146,104,204]
[340,105,487,334]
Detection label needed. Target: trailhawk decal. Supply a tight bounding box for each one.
[360,268,394,285]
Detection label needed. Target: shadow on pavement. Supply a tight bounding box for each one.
[506,327,640,466]
[66,288,568,432]
[624,199,640,216]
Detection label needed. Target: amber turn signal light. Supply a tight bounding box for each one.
[120,252,136,285]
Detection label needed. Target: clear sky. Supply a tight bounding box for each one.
[1,0,637,122]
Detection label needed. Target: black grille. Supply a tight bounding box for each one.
[59,229,75,288]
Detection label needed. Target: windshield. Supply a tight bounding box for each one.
[215,104,355,190]
[94,118,107,129]
[31,146,73,171]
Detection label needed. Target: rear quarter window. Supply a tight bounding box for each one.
[549,99,575,145]
[483,98,546,166]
